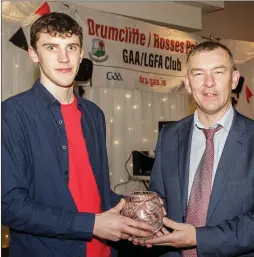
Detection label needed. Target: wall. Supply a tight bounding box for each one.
[195,1,254,42]
[66,1,202,32]
[68,2,254,42]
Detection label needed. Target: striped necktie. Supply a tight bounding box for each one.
[183,125,222,257]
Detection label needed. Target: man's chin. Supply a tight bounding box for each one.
[199,105,228,116]
[55,81,74,88]
[58,84,73,88]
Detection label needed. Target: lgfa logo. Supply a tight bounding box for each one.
[88,38,109,63]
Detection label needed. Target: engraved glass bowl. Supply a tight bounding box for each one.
[121,191,164,236]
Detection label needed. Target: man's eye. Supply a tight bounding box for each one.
[215,70,223,74]
[47,46,56,51]
[68,45,77,51]
[194,73,202,76]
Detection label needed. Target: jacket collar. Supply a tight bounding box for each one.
[32,79,86,109]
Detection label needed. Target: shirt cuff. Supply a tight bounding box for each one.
[71,212,96,240]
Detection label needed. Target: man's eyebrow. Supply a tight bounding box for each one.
[190,68,204,73]
[213,65,227,70]
[42,43,58,47]
[42,43,81,47]
[67,43,81,46]
[190,65,227,73]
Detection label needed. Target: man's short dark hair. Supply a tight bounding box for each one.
[187,41,235,70]
[30,12,83,49]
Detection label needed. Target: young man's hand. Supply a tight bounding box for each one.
[93,199,154,241]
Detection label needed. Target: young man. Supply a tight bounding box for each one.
[2,12,153,257]
[145,41,254,256]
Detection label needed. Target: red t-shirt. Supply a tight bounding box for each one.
[61,97,111,257]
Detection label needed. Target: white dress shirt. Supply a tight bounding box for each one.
[188,105,235,200]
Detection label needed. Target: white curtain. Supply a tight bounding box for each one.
[85,88,194,194]
[2,23,39,101]
[2,1,40,25]
[2,1,41,100]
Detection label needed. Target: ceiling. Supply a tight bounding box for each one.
[175,1,224,14]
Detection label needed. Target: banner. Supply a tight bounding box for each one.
[76,8,200,93]
[75,7,254,118]
[5,2,253,118]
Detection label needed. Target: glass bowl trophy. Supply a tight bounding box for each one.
[121,191,164,238]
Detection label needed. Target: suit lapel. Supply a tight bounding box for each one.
[178,117,194,218]
[207,112,248,223]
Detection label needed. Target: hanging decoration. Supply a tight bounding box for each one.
[246,85,253,103]
[9,2,50,51]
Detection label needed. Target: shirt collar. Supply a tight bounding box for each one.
[194,105,234,132]
[32,79,84,109]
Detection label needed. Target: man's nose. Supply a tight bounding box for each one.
[58,49,69,63]
[204,73,215,88]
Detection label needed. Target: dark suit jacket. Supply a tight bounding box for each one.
[2,80,121,257]
[149,110,254,257]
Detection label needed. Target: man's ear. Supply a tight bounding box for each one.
[80,49,84,63]
[184,75,192,94]
[232,69,240,90]
[28,46,39,63]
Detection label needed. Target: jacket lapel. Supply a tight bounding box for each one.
[178,117,194,218]
[207,112,248,223]
[80,105,102,194]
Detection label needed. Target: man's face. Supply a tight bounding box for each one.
[28,32,84,88]
[185,48,240,118]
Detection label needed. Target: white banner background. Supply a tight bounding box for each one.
[75,7,200,94]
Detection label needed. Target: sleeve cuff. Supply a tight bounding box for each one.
[70,212,96,240]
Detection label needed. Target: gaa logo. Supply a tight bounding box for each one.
[107,72,123,81]
[88,38,109,63]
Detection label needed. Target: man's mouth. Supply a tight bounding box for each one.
[56,68,72,73]
[203,93,217,96]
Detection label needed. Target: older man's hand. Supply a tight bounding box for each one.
[144,217,197,248]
